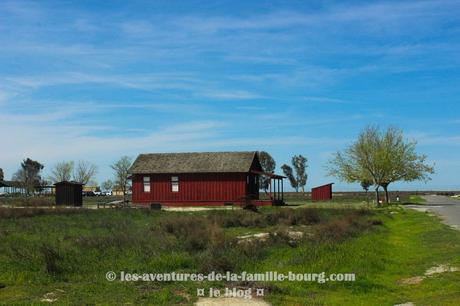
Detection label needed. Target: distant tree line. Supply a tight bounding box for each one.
[3,156,134,199]
[0,158,99,196]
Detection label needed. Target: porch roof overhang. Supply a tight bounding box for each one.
[250,170,286,179]
[0,180,23,188]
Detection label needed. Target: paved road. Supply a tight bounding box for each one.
[411,195,460,230]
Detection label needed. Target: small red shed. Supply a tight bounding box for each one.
[311,183,334,201]
[129,151,285,207]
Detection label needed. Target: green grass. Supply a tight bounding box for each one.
[406,195,427,205]
[0,206,460,305]
[262,208,460,305]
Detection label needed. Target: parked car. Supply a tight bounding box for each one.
[83,191,96,197]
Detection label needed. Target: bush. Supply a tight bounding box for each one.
[160,216,227,252]
[40,243,63,275]
[0,208,82,219]
[0,196,54,208]
[207,208,323,228]
[314,213,378,242]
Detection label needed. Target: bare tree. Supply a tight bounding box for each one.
[49,161,74,183]
[102,180,114,192]
[111,156,133,201]
[73,161,97,185]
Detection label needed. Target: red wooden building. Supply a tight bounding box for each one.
[311,183,334,201]
[129,151,285,207]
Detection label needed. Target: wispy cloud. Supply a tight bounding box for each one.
[3,72,200,91]
[302,96,349,104]
[200,90,264,100]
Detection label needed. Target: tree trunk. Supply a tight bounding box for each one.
[383,185,390,204]
[375,187,380,206]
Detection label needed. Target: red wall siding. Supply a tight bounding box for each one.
[132,173,248,205]
[311,184,333,201]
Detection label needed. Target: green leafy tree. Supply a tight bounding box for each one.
[329,126,434,205]
[0,168,3,181]
[328,126,383,204]
[258,151,276,193]
[378,127,434,203]
[292,155,308,193]
[281,164,298,192]
[13,158,44,195]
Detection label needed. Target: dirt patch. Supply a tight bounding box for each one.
[40,289,65,303]
[398,264,459,286]
[237,233,270,244]
[398,276,424,285]
[40,292,58,303]
[424,264,459,276]
[394,303,415,306]
[237,231,305,244]
[196,297,270,306]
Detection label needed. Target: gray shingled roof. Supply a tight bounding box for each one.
[129,151,258,174]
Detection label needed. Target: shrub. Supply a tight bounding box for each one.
[314,213,378,242]
[296,208,322,224]
[0,196,54,208]
[160,216,227,252]
[197,236,236,273]
[207,208,323,229]
[0,208,82,219]
[40,244,62,275]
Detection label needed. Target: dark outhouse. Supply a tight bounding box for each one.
[54,181,83,206]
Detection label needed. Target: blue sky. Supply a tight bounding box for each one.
[1,0,459,190]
